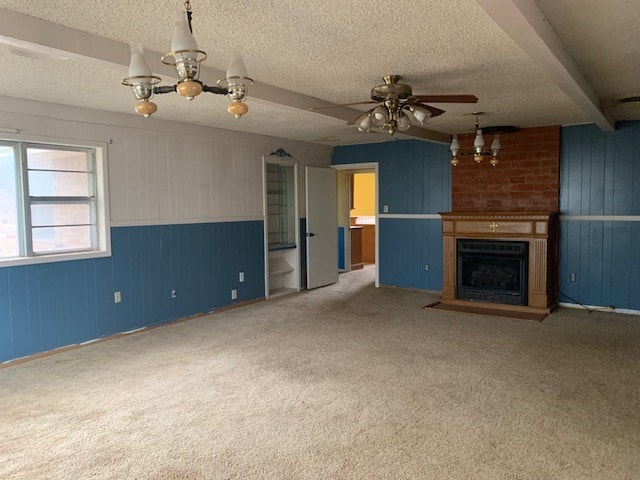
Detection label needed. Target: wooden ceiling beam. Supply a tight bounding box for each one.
[476,0,615,131]
[0,7,450,144]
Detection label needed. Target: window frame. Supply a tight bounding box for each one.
[0,133,110,268]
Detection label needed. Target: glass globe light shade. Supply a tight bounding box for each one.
[356,111,373,132]
[171,10,198,54]
[409,105,431,125]
[474,129,485,154]
[227,52,249,79]
[128,42,152,77]
[450,134,461,156]
[371,105,388,128]
[491,134,501,154]
[397,111,412,131]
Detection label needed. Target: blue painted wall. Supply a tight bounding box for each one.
[332,140,451,290]
[0,221,264,362]
[333,124,640,311]
[559,122,640,310]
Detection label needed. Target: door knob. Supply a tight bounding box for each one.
[306,232,315,237]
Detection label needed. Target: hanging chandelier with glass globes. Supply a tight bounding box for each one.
[449,114,502,166]
[121,0,253,119]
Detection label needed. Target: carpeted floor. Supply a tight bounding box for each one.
[1,265,639,479]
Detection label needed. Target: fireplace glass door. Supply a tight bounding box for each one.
[457,240,528,305]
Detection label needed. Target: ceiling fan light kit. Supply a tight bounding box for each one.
[310,75,478,136]
[121,0,253,119]
[355,76,436,135]
[450,114,502,167]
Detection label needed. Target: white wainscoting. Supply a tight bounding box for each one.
[0,96,333,226]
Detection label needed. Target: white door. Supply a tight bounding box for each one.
[306,166,338,289]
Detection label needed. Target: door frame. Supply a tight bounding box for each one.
[332,162,379,288]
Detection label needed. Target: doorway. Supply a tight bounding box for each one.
[333,163,379,287]
[350,172,376,269]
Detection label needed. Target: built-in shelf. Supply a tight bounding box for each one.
[266,163,295,249]
[269,244,296,252]
[268,287,298,298]
[264,158,300,299]
[269,256,295,276]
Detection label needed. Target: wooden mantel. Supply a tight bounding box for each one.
[439,211,559,315]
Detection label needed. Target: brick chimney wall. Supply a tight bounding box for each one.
[451,125,560,212]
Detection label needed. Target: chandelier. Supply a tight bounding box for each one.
[121,0,253,119]
[449,115,501,166]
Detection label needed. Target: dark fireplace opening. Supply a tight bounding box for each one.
[457,240,528,306]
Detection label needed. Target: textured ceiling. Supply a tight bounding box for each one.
[0,0,637,144]
[535,0,640,121]
[0,45,391,145]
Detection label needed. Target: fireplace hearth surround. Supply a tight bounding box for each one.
[439,212,559,316]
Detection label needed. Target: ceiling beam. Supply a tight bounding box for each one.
[475,0,615,131]
[0,7,449,144]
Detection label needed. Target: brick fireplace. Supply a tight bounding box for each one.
[452,126,560,212]
[439,126,560,317]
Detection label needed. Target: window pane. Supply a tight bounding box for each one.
[0,145,20,258]
[32,225,93,253]
[31,203,92,227]
[27,148,89,172]
[28,171,91,197]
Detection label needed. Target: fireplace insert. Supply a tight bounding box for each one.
[457,240,528,305]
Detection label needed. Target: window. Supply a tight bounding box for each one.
[0,138,110,267]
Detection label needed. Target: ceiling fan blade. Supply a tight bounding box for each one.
[421,104,446,118]
[409,95,478,104]
[308,100,377,111]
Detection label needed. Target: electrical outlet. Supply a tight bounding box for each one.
[114,291,121,303]
[170,289,177,299]
[570,273,576,282]
[383,205,389,213]
[231,289,238,300]
[239,272,244,283]
[425,264,429,271]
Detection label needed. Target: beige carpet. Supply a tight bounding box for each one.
[1,265,639,480]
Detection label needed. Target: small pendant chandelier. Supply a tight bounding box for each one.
[450,114,502,166]
[121,0,253,119]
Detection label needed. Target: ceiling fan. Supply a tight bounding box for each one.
[309,75,478,135]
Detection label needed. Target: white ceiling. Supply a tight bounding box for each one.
[0,0,638,145]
